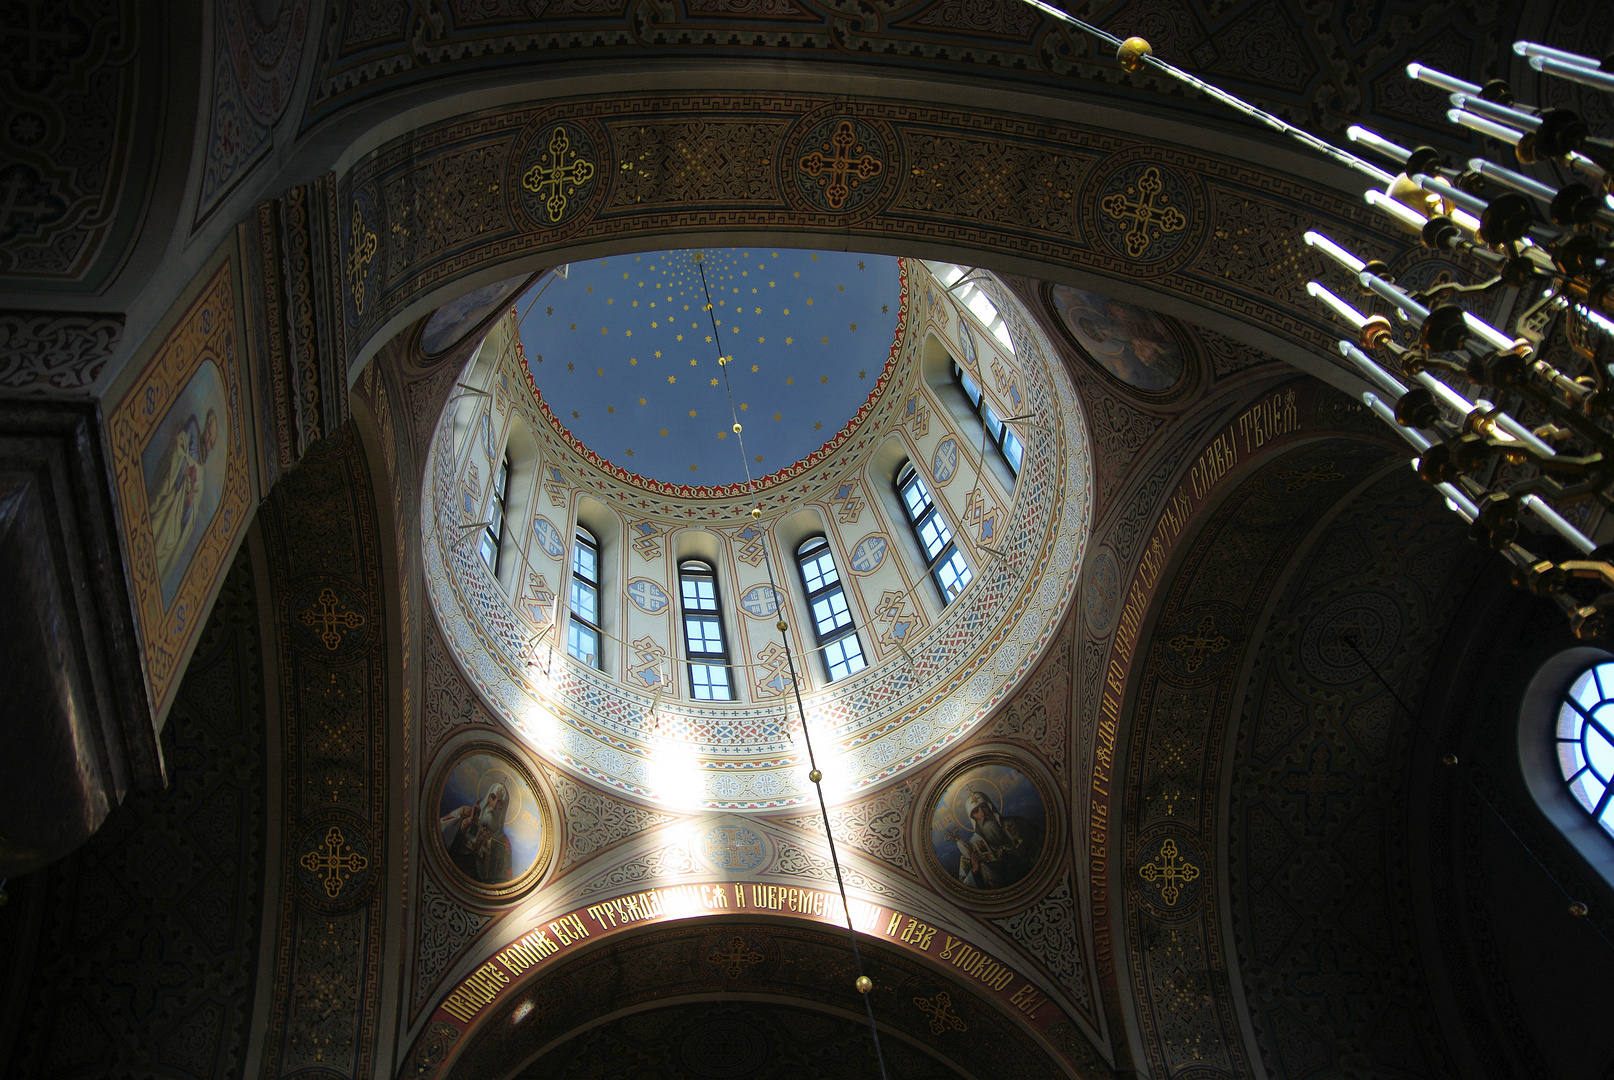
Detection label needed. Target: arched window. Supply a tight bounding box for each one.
[680,560,734,700]
[479,452,509,572]
[796,537,867,682]
[567,527,602,668]
[1557,661,1614,837]
[953,359,1023,475]
[897,462,972,604]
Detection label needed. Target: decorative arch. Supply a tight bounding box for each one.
[410,916,1093,1080]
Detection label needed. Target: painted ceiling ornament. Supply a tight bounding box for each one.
[1085,155,1200,274]
[793,115,888,214]
[295,817,374,910]
[1137,835,1201,908]
[513,120,599,228]
[346,198,377,316]
[429,743,555,900]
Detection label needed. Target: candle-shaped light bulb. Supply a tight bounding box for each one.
[1307,282,1369,328]
[1347,126,1412,163]
[1365,189,1429,230]
[1409,63,1482,95]
[1448,109,1527,146]
[1302,231,1367,273]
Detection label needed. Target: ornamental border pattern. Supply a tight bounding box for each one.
[335,92,1406,376]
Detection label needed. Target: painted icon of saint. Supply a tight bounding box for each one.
[440,782,515,883]
[147,408,219,587]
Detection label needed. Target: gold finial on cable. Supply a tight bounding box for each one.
[1117,36,1153,73]
[856,976,874,994]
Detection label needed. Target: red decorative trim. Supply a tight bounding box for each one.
[514,259,910,499]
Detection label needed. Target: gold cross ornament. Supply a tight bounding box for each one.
[798,121,883,210]
[706,936,765,978]
[300,825,369,898]
[347,203,377,314]
[912,990,967,1035]
[299,587,366,650]
[1138,837,1200,906]
[1168,614,1229,673]
[523,127,596,223]
[1100,166,1187,258]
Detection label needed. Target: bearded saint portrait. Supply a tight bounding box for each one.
[147,407,219,587]
[950,789,1045,891]
[440,782,514,883]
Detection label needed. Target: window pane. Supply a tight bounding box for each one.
[959,369,983,406]
[686,615,725,655]
[488,500,505,537]
[1004,428,1024,472]
[1558,702,1584,741]
[573,540,597,580]
[802,550,837,592]
[936,549,972,600]
[1560,737,1588,779]
[1570,770,1606,814]
[570,579,598,624]
[824,634,867,681]
[493,458,508,498]
[1572,668,1601,710]
[1586,722,1614,781]
[901,473,931,519]
[918,513,952,560]
[682,575,717,611]
[689,662,731,700]
[983,401,1004,441]
[479,532,498,569]
[812,590,852,636]
[567,622,598,664]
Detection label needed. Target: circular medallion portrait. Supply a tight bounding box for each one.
[432,744,554,899]
[923,753,1056,903]
[1047,284,1186,396]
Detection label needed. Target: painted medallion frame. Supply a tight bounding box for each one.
[428,740,556,902]
[919,750,1060,905]
[1040,281,1198,404]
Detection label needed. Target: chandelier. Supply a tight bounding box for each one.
[1024,1,1614,638]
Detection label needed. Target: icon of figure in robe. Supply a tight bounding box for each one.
[950,790,1044,891]
[147,408,218,587]
[440,782,514,883]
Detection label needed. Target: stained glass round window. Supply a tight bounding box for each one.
[1557,662,1614,837]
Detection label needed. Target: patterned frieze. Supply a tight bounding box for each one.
[335,92,1417,379]
[423,260,1089,810]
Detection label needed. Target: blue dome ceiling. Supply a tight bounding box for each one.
[516,248,903,489]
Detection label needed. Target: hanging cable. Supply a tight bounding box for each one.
[695,252,891,1080]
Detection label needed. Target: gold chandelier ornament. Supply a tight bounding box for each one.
[1305,50,1614,639]
[1020,0,1614,639]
